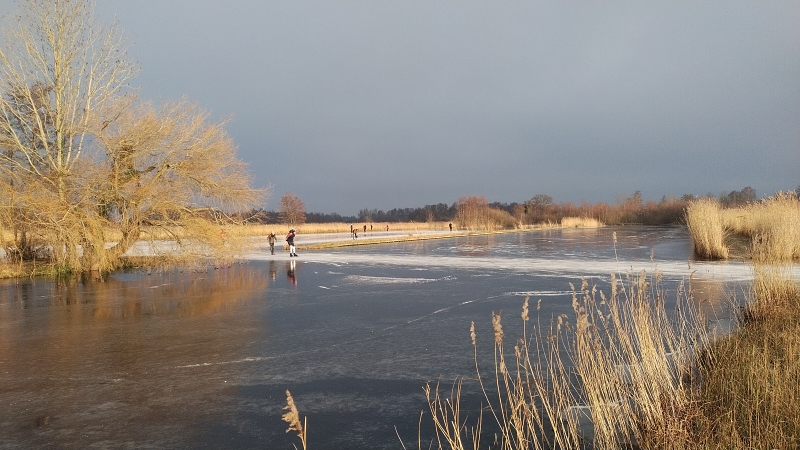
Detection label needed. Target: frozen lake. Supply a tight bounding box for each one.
[0,226,752,449]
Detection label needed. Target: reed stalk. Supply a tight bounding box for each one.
[422,270,707,449]
[283,390,308,450]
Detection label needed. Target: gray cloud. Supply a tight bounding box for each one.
[5,1,797,214]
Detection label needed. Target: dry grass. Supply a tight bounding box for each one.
[283,390,308,450]
[560,217,603,228]
[423,271,707,449]
[685,198,729,259]
[423,266,800,449]
[686,193,800,261]
[687,264,800,449]
[421,208,800,449]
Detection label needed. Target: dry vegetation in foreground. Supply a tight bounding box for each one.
[418,271,709,450]
[687,264,800,449]
[685,192,800,261]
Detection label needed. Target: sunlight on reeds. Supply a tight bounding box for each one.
[685,198,729,259]
[686,192,800,262]
[560,217,603,228]
[422,271,708,449]
[283,390,308,450]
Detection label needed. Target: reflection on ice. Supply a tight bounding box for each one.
[341,275,454,285]
[506,290,575,297]
[247,250,757,282]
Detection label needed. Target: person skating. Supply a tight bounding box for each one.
[286,228,297,257]
[267,231,277,255]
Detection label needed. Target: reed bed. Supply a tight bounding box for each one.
[560,217,603,228]
[686,192,800,261]
[422,270,708,449]
[730,192,800,262]
[227,218,601,238]
[685,198,729,259]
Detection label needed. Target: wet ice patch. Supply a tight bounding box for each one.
[176,355,276,368]
[343,275,441,285]
[281,252,758,282]
[506,290,574,297]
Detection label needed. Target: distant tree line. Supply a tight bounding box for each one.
[241,186,772,228]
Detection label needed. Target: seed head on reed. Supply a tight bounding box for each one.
[521,297,529,322]
[282,390,307,450]
[491,311,504,344]
[470,321,476,346]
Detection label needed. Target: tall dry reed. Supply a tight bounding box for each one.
[283,390,308,450]
[685,199,729,259]
[738,192,800,262]
[686,192,800,262]
[560,217,603,228]
[423,270,708,449]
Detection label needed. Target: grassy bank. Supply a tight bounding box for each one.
[687,264,800,448]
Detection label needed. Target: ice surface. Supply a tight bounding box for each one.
[0,227,775,449]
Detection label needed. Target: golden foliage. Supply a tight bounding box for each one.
[685,198,729,259]
[0,1,264,272]
[686,193,800,261]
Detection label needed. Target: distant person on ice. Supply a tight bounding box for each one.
[267,231,277,255]
[286,228,297,257]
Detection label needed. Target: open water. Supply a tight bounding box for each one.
[0,226,753,449]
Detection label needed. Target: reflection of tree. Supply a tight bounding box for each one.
[0,265,273,447]
[89,267,269,319]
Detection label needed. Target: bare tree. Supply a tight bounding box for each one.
[454,195,491,230]
[92,100,263,267]
[278,192,306,226]
[0,0,264,272]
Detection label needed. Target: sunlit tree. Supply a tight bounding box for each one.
[278,192,306,226]
[455,195,490,230]
[0,0,263,272]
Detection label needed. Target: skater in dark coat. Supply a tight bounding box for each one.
[286,228,297,257]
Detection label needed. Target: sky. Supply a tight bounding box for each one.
[3,1,799,215]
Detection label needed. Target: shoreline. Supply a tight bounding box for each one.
[0,223,603,278]
[293,228,529,250]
